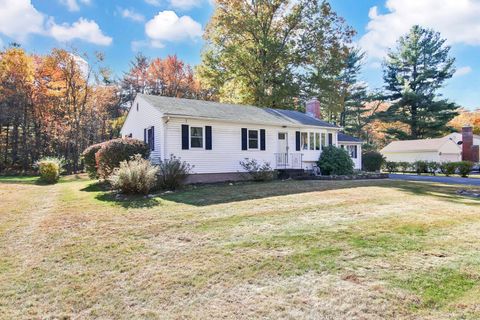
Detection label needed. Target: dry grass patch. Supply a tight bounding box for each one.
[0,176,479,319]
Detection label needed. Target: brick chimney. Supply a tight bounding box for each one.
[306,98,321,119]
[461,125,479,162]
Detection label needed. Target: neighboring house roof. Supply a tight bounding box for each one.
[381,137,459,153]
[138,94,339,129]
[338,133,362,143]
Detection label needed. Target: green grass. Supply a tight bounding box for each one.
[0,175,479,319]
[397,268,478,309]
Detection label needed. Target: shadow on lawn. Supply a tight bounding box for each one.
[81,181,161,209]
[158,179,480,207]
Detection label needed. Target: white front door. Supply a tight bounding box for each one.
[277,132,289,166]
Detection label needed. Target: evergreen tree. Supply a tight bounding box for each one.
[338,48,369,135]
[380,25,458,139]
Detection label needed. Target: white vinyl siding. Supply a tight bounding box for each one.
[164,117,339,174]
[120,97,163,161]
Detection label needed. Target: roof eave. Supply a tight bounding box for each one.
[162,113,341,130]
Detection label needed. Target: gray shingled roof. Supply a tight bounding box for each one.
[338,132,363,143]
[139,94,338,128]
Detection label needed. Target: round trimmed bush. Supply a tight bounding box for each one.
[82,142,104,178]
[317,146,354,176]
[96,138,150,179]
[362,151,385,172]
[36,157,63,184]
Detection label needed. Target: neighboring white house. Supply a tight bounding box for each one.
[121,94,363,182]
[381,128,480,163]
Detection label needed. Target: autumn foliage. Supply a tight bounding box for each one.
[0,46,123,173]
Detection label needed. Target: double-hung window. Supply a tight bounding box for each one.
[248,130,259,149]
[347,145,357,158]
[190,127,204,148]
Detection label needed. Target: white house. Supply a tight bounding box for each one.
[381,127,480,163]
[120,94,363,182]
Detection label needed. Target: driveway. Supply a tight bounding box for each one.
[389,174,480,186]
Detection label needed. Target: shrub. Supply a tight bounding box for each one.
[157,155,194,190]
[108,155,158,194]
[239,158,276,181]
[36,157,63,184]
[384,161,398,173]
[456,161,474,178]
[362,151,385,172]
[398,162,411,173]
[81,142,104,178]
[413,161,429,175]
[427,161,440,176]
[318,146,354,176]
[439,162,457,176]
[96,138,150,179]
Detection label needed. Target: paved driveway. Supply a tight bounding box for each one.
[389,174,480,186]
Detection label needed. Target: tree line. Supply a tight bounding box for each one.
[0,0,467,173]
[0,47,208,173]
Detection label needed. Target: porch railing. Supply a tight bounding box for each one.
[274,153,303,169]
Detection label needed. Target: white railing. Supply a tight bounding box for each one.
[274,153,303,169]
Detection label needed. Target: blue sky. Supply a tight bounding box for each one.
[1,0,479,110]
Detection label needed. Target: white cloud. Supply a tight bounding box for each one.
[454,66,472,77]
[49,18,112,46]
[59,0,91,12]
[360,0,480,60]
[145,11,202,47]
[120,8,145,22]
[144,0,161,6]
[0,0,45,40]
[0,0,111,46]
[170,0,202,10]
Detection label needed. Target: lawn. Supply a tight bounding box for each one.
[0,175,479,319]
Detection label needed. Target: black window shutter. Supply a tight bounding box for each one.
[205,126,212,150]
[144,128,147,143]
[181,124,189,150]
[354,145,357,158]
[241,128,248,150]
[295,131,300,151]
[151,126,155,151]
[260,129,266,150]
[328,133,333,145]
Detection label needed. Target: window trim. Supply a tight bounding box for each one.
[190,126,204,149]
[247,129,260,150]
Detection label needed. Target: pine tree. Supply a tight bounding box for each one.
[338,48,369,136]
[381,25,458,139]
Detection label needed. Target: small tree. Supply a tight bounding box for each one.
[317,146,354,175]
